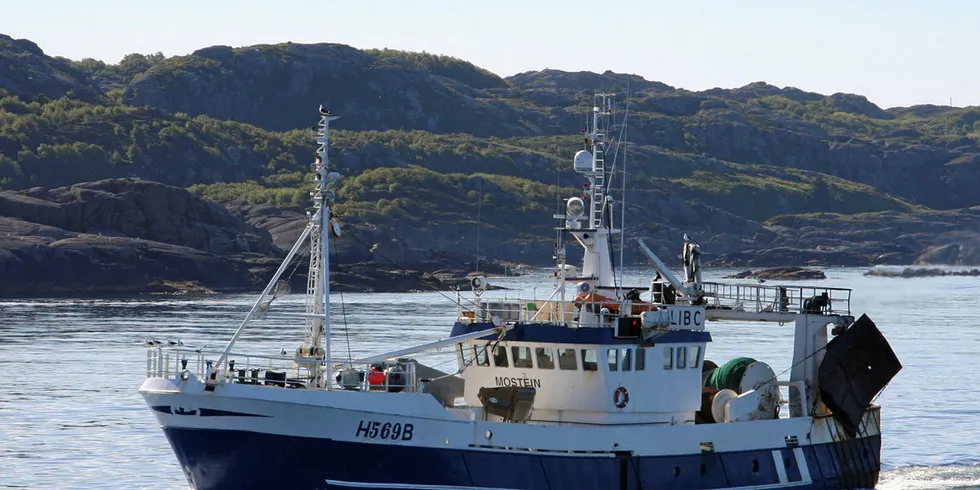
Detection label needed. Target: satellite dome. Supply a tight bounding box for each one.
[573,150,593,172]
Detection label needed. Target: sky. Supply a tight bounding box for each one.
[3,0,977,109]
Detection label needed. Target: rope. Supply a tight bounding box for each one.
[330,234,353,360]
[754,324,844,417]
[324,223,523,382]
[254,238,308,315]
[618,80,630,295]
[705,326,841,418]
[424,329,508,382]
[340,225,498,320]
[283,239,308,285]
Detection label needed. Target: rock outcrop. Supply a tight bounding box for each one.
[123,43,529,137]
[0,180,435,296]
[710,208,980,267]
[724,267,827,280]
[863,267,980,278]
[0,179,280,296]
[0,34,104,103]
[1,179,279,255]
[0,179,504,297]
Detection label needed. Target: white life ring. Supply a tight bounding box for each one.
[614,386,630,409]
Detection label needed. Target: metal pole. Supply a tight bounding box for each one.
[319,115,339,388]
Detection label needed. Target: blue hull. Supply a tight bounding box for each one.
[163,428,880,490]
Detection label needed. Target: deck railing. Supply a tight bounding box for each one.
[700,282,851,317]
[453,282,854,327]
[145,347,419,393]
[458,299,586,325]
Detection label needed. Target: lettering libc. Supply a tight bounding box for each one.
[668,306,704,329]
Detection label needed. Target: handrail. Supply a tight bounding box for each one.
[146,346,421,394]
[701,282,851,316]
[527,287,562,322]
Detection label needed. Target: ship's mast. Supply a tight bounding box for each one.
[309,110,340,382]
[589,93,611,229]
[568,94,618,288]
[210,109,339,379]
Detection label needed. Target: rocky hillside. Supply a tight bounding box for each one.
[0,34,103,103]
[122,44,528,136]
[0,179,278,296]
[712,208,980,267]
[119,44,980,212]
[2,33,980,296]
[0,179,466,296]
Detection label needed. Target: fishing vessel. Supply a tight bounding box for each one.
[140,97,902,490]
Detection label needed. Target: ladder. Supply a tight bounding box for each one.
[590,93,613,229]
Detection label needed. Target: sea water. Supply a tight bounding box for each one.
[0,267,978,489]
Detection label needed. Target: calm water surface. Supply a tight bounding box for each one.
[0,268,978,489]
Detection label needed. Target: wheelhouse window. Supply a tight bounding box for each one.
[582,349,598,371]
[536,347,555,369]
[621,348,632,372]
[689,346,701,368]
[558,348,577,370]
[607,348,619,371]
[676,346,687,369]
[493,345,509,367]
[663,347,673,370]
[512,346,533,368]
[474,345,489,366]
[636,347,646,371]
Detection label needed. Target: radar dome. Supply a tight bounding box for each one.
[573,150,593,172]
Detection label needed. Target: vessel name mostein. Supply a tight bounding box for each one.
[495,376,542,388]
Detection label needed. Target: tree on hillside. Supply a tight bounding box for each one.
[71,52,167,86]
[811,175,836,207]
